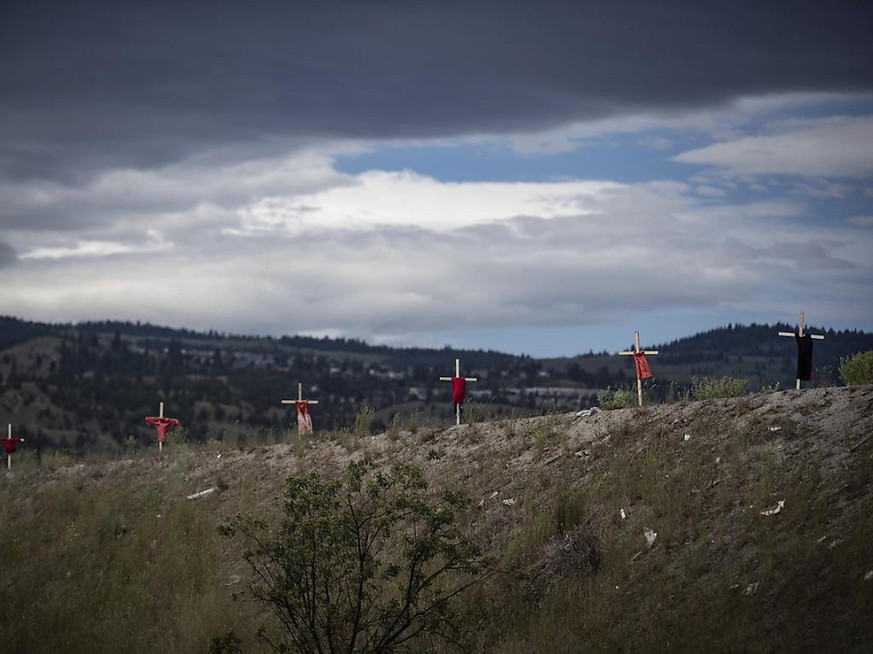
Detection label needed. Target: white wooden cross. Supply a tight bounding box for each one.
[778,310,825,390]
[281,383,319,434]
[6,423,24,470]
[438,358,478,425]
[618,331,659,407]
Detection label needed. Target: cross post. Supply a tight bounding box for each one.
[438,358,478,425]
[618,331,659,407]
[159,402,164,451]
[281,383,319,435]
[778,311,825,389]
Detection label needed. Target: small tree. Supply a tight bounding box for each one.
[840,350,873,386]
[220,459,489,652]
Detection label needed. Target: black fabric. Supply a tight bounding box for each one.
[795,333,814,381]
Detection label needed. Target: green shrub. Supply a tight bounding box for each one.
[839,350,873,386]
[597,386,636,410]
[691,376,748,400]
[353,404,374,436]
[220,459,491,652]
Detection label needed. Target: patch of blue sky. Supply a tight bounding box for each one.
[405,308,759,359]
[336,129,703,184]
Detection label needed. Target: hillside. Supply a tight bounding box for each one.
[2,316,872,455]
[1,385,871,652]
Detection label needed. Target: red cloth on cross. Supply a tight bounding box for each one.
[633,351,653,380]
[295,401,313,435]
[145,416,182,443]
[4,437,23,455]
[451,377,467,404]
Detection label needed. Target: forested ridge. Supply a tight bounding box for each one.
[1,316,871,453]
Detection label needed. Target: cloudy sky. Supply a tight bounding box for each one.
[2,0,872,356]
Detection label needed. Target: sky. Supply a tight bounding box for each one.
[1,0,872,357]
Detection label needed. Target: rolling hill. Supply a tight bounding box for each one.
[1,315,871,453]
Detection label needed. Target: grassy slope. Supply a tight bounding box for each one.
[1,386,871,652]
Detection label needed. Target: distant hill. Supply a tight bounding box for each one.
[544,322,873,390]
[1,315,871,452]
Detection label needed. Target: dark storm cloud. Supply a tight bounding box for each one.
[2,0,871,183]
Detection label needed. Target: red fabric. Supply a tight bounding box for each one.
[451,377,466,404]
[295,401,313,435]
[4,437,23,455]
[633,351,653,380]
[145,416,182,443]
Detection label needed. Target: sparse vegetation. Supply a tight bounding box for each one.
[2,386,872,652]
[597,385,636,409]
[354,404,375,436]
[691,375,748,399]
[840,350,873,386]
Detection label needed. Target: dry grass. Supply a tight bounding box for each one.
[1,386,872,652]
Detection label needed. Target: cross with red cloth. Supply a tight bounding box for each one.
[438,358,478,426]
[145,402,182,451]
[4,424,24,469]
[618,331,659,407]
[281,383,319,435]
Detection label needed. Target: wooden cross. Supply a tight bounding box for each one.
[438,358,478,425]
[778,310,825,390]
[281,383,319,434]
[618,331,659,407]
[5,423,24,470]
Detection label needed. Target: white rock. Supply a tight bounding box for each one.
[760,499,785,516]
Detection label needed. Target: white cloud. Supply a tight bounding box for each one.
[224,170,617,236]
[674,115,873,178]
[2,92,871,350]
[2,165,869,346]
[21,231,171,260]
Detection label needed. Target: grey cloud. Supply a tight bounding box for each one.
[2,0,872,183]
[0,149,351,233]
[1,190,869,344]
[0,242,18,267]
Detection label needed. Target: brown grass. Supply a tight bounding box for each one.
[1,386,871,652]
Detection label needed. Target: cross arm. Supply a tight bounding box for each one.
[282,399,319,404]
[619,350,659,355]
[779,331,825,340]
